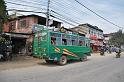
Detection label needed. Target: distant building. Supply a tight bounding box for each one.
[104,34,110,46]
[3,14,61,55]
[103,33,113,46]
[70,25,88,36]
[71,23,104,52]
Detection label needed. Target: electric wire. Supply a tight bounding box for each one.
[74,0,123,29]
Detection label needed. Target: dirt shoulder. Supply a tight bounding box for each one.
[0,56,43,71]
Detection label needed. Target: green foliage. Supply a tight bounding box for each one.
[109,30,124,47]
[0,34,5,44]
[0,35,4,41]
[0,34,10,46]
[0,0,8,32]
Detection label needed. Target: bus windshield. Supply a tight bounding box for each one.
[34,30,47,41]
[41,31,47,41]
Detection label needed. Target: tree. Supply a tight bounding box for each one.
[109,30,124,47]
[0,0,8,32]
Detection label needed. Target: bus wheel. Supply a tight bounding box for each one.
[80,54,87,62]
[59,55,67,65]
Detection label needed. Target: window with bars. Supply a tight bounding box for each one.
[19,20,27,28]
[9,21,16,32]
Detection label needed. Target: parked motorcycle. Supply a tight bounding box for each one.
[0,33,12,61]
[0,45,12,61]
[0,54,3,60]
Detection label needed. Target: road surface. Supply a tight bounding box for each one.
[0,53,124,82]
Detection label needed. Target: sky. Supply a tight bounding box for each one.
[5,0,124,34]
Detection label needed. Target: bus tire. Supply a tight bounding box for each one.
[80,54,87,62]
[59,55,67,65]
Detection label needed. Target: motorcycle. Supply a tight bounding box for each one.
[116,53,121,58]
[0,45,12,61]
[0,33,12,61]
[100,51,104,56]
[100,47,105,56]
[0,51,12,61]
[0,54,3,60]
[115,48,121,58]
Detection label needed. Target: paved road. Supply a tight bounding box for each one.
[0,53,124,82]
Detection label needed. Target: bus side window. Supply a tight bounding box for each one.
[62,39,67,45]
[67,39,72,45]
[72,40,74,45]
[51,37,56,45]
[86,43,88,47]
[79,40,83,46]
[85,41,89,47]
[72,40,77,45]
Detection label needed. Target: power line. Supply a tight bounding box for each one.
[5,0,79,27]
[50,6,82,24]
[6,0,46,7]
[37,0,79,26]
[5,1,45,10]
[6,0,80,26]
[74,0,123,29]
[51,0,87,15]
[6,2,76,26]
[51,0,86,22]
[7,9,46,14]
[31,0,48,4]
[50,15,76,26]
[51,13,78,25]
[51,10,80,25]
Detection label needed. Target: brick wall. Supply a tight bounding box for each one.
[3,16,38,33]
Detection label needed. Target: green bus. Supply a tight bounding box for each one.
[33,24,91,65]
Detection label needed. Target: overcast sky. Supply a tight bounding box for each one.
[5,0,124,34]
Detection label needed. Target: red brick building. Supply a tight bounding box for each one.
[3,14,61,55]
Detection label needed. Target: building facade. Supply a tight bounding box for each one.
[103,34,111,46]
[3,14,61,55]
[71,23,104,52]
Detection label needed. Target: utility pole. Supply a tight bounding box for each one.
[46,0,50,28]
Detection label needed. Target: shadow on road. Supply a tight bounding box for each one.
[37,61,59,67]
[37,59,91,67]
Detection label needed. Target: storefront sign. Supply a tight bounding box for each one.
[90,35,97,40]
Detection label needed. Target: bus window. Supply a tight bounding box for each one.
[85,40,90,47]
[79,40,83,46]
[67,35,72,45]
[62,39,67,45]
[50,32,61,45]
[86,43,88,47]
[62,34,67,45]
[41,31,47,41]
[72,40,77,45]
[51,37,56,45]
[71,35,78,46]
[67,39,72,45]
[56,37,61,45]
